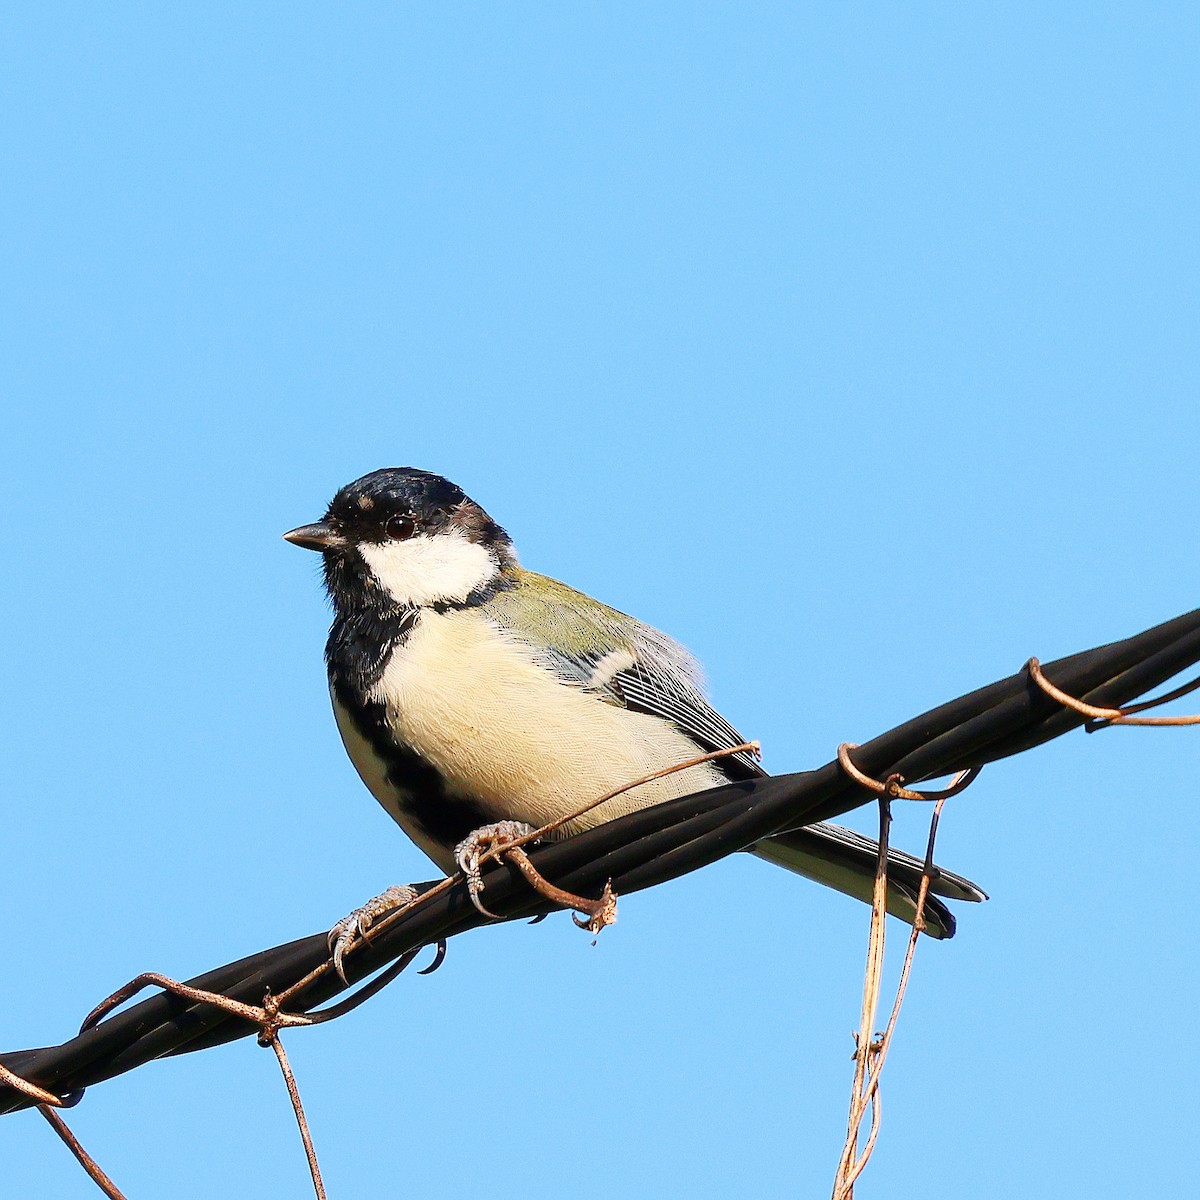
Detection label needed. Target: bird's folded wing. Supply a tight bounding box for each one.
[483,570,764,775]
[483,571,986,937]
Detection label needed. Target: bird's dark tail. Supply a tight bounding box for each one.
[751,822,986,939]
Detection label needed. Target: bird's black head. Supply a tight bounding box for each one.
[285,467,515,614]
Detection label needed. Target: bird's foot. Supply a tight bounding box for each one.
[327,884,420,983]
[454,821,618,935]
[454,821,538,918]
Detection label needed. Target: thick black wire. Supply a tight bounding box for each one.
[2,606,1198,1115]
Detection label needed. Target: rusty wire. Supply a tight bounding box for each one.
[1,1057,120,1198]
[831,757,969,1198]
[260,995,326,1200]
[0,1059,63,1109]
[836,743,981,801]
[288,741,760,996]
[83,973,325,1198]
[39,1105,128,1200]
[1026,657,1200,727]
[449,742,759,926]
[828,649,1200,1196]
[833,787,893,1199]
[9,747,763,1199]
[2,1062,108,1199]
[3,606,1200,1196]
[24,948,436,1198]
[0,1061,124,1198]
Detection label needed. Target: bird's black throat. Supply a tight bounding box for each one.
[326,603,419,696]
[322,564,502,853]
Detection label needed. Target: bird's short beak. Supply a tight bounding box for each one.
[283,521,346,552]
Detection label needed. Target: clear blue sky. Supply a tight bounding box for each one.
[3,4,1198,1197]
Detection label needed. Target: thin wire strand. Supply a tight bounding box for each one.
[1027,658,1200,726]
[0,1061,64,1108]
[264,1024,326,1200]
[80,971,314,1036]
[832,789,893,1198]
[38,1105,128,1200]
[839,795,949,1194]
[837,742,981,801]
[305,741,762,988]
[14,625,1198,1194]
[832,769,966,1199]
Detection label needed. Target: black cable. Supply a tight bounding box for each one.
[2,606,1197,1116]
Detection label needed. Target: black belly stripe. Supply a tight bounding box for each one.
[331,679,494,849]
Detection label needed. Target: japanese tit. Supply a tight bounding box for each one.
[285,467,984,939]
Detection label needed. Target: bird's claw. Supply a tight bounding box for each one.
[327,884,420,983]
[454,821,537,918]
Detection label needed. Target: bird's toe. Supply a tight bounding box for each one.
[327,884,421,982]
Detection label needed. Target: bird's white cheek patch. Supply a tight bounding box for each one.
[358,532,497,607]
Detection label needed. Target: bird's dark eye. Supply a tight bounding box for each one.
[385,514,417,540]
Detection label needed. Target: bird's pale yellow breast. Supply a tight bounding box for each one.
[368,608,725,833]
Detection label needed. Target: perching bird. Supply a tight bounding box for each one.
[285,467,984,967]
